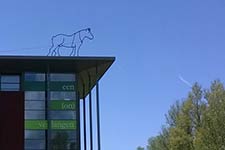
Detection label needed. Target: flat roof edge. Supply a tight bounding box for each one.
[0,55,115,61]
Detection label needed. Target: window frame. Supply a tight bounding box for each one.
[0,74,21,91]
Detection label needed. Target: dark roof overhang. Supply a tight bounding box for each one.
[0,56,115,98]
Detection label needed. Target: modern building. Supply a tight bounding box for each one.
[0,56,115,150]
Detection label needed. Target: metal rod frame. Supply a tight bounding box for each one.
[96,66,101,150]
[83,84,87,150]
[77,91,81,150]
[88,73,93,150]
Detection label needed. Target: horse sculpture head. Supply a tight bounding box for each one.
[83,28,94,40]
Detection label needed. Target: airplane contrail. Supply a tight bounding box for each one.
[178,74,192,87]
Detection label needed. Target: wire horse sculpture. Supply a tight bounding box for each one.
[47,28,94,56]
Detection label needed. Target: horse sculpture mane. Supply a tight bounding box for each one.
[47,28,94,56]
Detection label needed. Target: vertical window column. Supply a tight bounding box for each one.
[24,73,46,150]
[49,73,77,150]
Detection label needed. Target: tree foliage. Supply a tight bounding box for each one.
[137,146,145,150]
[138,81,225,150]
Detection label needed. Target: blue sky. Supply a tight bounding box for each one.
[1,0,225,149]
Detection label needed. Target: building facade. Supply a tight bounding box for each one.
[0,56,115,150]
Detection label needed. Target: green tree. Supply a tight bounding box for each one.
[189,83,205,130]
[140,81,225,150]
[147,130,169,150]
[137,146,145,150]
[194,81,225,150]
[168,99,194,150]
[165,100,181,127]
[168,83,204,150]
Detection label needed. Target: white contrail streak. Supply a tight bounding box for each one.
[178,75,192,87]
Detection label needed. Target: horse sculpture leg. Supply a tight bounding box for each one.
[70,46,76,56]
[47,43,60,56]
[73,47,76,56]
[51,47,57,56]
[47,44,55,56]
[51,46,58,56]
[56,46,61,56]
[76,43,82,56]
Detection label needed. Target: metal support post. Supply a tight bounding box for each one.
[88,74,93,150]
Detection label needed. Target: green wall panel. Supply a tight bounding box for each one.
[23,81,46,91]
[49,82,76,91]
[51,120,76,130]
[23,81,76,91]
[50,100,76,110]
[25,120,76,130]
[25,120,48,130]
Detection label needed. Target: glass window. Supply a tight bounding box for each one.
[1,85,20,91]
[49,111,76,119]
[25,111,45,119]
[1,83,20,90]
[50,92,75,100]
[66,140,77,150]
[1,75,20,91]
[25,140,45,149]
[50,133,77,150]
[50,73,75,81]
[1,75,20,83]
[25,91,45,100]
[24,73,45,81]
[25,130,45,139]
[25,101,45,110]
[1,83,19,88]
[51,131,77,140]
